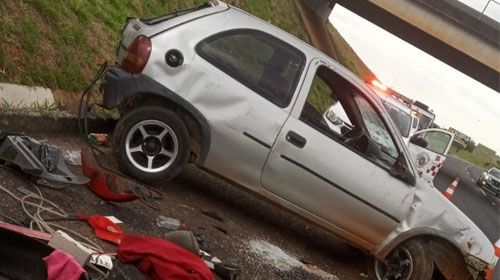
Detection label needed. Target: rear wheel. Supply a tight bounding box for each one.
[368,239,434,280]
[113,106,189,183]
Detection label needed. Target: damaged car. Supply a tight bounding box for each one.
[99,1,498,279]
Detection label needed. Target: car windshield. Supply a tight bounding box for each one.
[383,101,411,137]
[490,168,500,178]
[417,114,432,130]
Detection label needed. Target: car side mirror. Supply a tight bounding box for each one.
[409,136,428,148]
[391,154,416,186]
[326,110,344,126]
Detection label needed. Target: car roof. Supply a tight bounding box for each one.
[375,93,412,114]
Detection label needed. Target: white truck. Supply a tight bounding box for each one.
[366,82,454,184]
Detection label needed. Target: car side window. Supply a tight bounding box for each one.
[300,65,399,168]
[196,29,305,108]
[416,131,451,155]
[300,69,354,137]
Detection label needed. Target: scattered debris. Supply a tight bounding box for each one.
[164,230,201,255]
[211,261,241,280]
[248,240,338,279]
[194,231,212,252]
[212,224,228,235]
[179,204,195,211]
[78,214,124,245]
[201,210,224,222]
[156,215,185,230]
[248,240,303,271]
[117,234,215,280]
[88,133,109,146]
[64,149,81,166]
[81,147,138,202]
[0,226,54,279]
[82,147,164,208]
[0,131,89,187]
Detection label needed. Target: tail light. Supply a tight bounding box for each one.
[121,35,152,74]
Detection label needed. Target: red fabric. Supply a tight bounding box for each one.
[79,215,123,245]
[43,250,86,280]
[117,234,214,280]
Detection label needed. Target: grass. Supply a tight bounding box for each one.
[0,0,371,94]
[449,148,500,170]
[0,98,60,111]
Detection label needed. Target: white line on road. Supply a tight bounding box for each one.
[479,189,487,196]
[465,166,478,182]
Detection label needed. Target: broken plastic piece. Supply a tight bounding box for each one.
[88,133,109,146]
[81,147,138,202]
[78,215,123,245]
[64,150,82,166]
[214,263,241,280]
[89,172,139,202]
[156,215,185,230]
[0,133,89,187]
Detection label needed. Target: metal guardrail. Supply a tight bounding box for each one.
[457,0,500,21]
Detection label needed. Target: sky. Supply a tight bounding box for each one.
[328,4,500,154]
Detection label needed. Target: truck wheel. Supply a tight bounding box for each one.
[113,106,189,183]
[367,239,434,280]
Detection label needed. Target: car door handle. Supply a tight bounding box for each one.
[286,131,306,148]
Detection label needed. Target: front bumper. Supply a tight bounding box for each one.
[478,179,500,197]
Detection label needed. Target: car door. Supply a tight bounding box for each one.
[408,129,454,183]
[261,61,415,246]
[190,29,306,190]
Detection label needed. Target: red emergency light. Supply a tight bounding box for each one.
[371,79,388,92]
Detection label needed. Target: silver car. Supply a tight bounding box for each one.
[100,1,497,279]
[478,168,500,197]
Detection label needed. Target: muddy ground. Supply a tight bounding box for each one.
[0,134,370,279]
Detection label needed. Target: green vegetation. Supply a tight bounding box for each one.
[449,143,500,170]
[0,0,207,92]
[0,98,59,111]
[0,0,371,93]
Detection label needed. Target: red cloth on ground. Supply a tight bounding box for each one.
[43,250,86,280]
[117,234,214,280]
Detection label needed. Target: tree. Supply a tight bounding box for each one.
[466,140,476,153]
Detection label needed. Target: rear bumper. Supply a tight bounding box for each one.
[100,67,141,109]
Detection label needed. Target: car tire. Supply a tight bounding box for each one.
[367,239,434,280]
[112,106,189,183]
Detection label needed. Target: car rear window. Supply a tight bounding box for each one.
[196,29,306,108]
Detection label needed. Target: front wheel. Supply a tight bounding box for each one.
[112,106,190,183]
[367,239,434,280]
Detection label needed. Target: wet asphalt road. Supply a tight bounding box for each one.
[433,156,500,278]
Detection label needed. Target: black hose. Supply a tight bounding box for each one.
[78,64,164,206]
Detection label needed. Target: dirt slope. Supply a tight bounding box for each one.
[0,0,373,93]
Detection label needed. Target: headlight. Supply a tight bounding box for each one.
[484,174,490,180]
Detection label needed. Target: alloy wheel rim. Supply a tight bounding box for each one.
[125,120,179,173]
[374,246,413,280]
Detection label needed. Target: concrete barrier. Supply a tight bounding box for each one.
[0,83,54,107]
[0,108,116,134]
